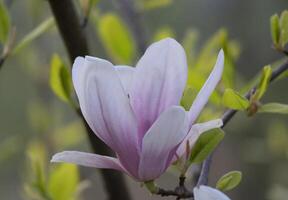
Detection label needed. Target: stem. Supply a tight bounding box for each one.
[113,0,147,54]
[196,59,288,186]
[47,1,132,199]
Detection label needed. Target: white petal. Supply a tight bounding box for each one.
[72,56,139,177]
[138,106,187,181]
[129,38,188,139]
[51,151,127,173]
[194,186,231,200]
[114,65,135,93]
[188,50,224,126]
[176,119,223,158]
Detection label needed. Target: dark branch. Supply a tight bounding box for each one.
[197,59,288,186]
[113,0,147,54]
[156,176,193,199]
[47,1,131,199]
[0,57,5,70]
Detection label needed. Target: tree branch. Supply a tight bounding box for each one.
[47,1,131,199]
[196,59,288,186]
[113,0,147,54]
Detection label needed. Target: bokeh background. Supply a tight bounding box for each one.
[1,0,288,199]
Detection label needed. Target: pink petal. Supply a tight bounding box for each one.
[72,56,139,177]
[114,65,134,93]
[176,119,223,159]
[51,151,128,174]
[138,106,187,181]
[194,186,231,200]
[129,38,188,140]
[188,50,224,126]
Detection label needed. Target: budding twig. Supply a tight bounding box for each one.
[196,59,288,186]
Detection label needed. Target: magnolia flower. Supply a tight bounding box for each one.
[51,38,224,181]
[194,186,231,200]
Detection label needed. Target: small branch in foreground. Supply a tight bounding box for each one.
[155,176,193,199]
[196,59,288,186]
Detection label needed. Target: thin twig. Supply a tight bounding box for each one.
[47,1,132,199]
[113,0,147,54]
[196,59,288,186]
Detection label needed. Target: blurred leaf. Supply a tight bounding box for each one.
[222,88,249,110]
[141,0,173,10]
[50,54,73,103]
[190,128,225,163]
[48,164,79,200]
[259,103,288,114]
[253,65,272,101]
[52,120,86,149]
[26,141,51,200]
[182,29,198,64]
[0,0,10,43]
[270,14,280,45]
[13,17,55,54]
[280,11,288,47]
[0,136,22,163]
[267,121,288,156]
[185,29,239,108]
[98,13,136,64]
[27,100,52,133]
[153,27,175,41]
[216,171,242,191]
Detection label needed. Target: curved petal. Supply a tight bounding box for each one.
[194,186,230,200]
[114,65,134,93]
[72,56,139,177]
[176,119,223,159]
[51,151,128,174]
[129,38,188,139]
[138,106,187,181]
[188,50,224,127]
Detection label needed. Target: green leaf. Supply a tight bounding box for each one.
[270,14,280,45]
[222,88,249,110]
[48,164,79,200]
[98,13,136,64]
[190,128,225,164]
[280,10,288,47]
[216,171,242,191]
[258,103,288,114]
[0,0,10,43]
[50,54,73,103]
[13,17,55,54]
[141,0,173,10]
[253,65,272,101]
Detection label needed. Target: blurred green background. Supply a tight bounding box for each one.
[1,0,288,199]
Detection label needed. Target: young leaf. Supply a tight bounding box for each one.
[258,103,288,114]
[0,0,10,43]
[97,13,136,64]
[48,164,79,200]
[13,17,55,54]
[222,88,249,110]
[280,10,288,47]
[253,65,272,101]
[270,14,280,45]
[190,128,225,164]
[216,171,242,191]
[50,54,73,103]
